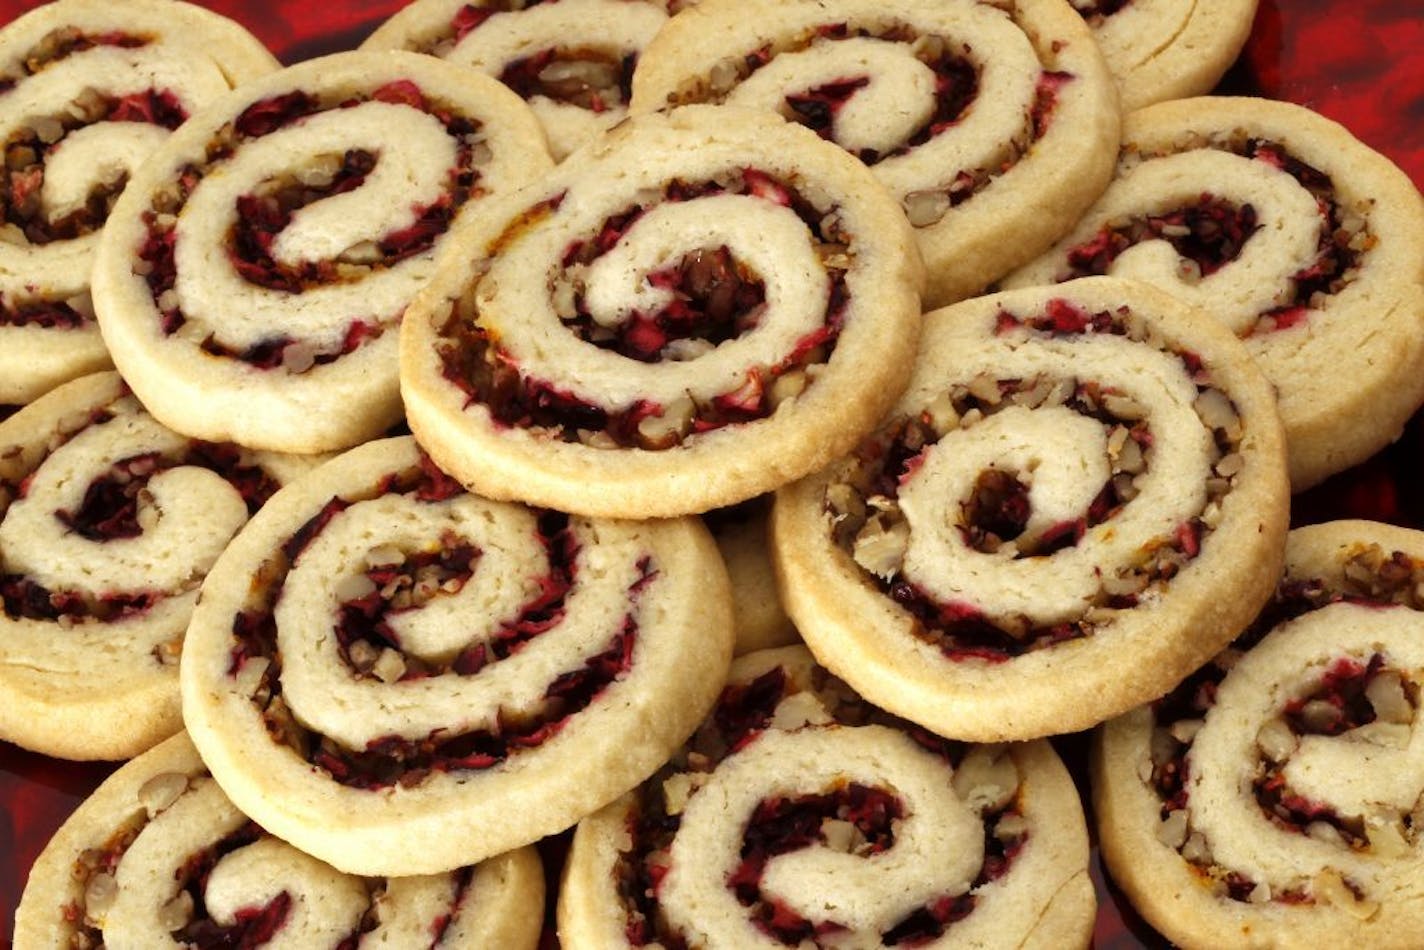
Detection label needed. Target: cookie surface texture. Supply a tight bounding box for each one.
[181,436,734,876]
[14,732,544,949]
[1095,520,1424,949]
[559,645,1095,947]
[92,50,553,453]
[706,496,801,655]
[1070,0,1258,110]
[0,0,277,409]
[632,0,1119,308]
[773,277,1289,742]
[402,104,924,518]
[1003,96,1424,488]
[362,0,680,160]
[0,372,315,760]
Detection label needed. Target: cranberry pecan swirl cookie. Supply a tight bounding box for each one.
[14,732,543,950]
[0,0,276,408]
[631,0,1119,309]
[402,105,923,519]
[0,372,314,761]
[774,277,1288,742]
[1095,521,1424,948]
[560,645,1094,947]
[361,0,688,161]
[1003,97,1424,489]
[181,435,734,876]
[92,51,552,454]
[1070,0,1257,110]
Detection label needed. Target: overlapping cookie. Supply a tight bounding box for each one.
[402,105,924,519]
[92,50,553,454]
[0,372,315,760]
[773,277,1288,742]
[1003,97,1424,488]
[14,732,544,949]
[362,0,690,161]
[0,0,276,410]
[631,0,1119,308]
[1096,521,1424,948]
[181,436,734,876]
[705,497,800,655]
[560,645,1094,947]
[1070,0,1258,110]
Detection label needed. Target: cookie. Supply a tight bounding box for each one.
[180,435,734,876]
[91,50,553,454]
[1071,0,1258,110]
[705,497,800,655]
[0,0,276,408]
[14,732,544,949]
[401,105,924,519]
[1003,97,1424,489]
[0,372,316,760]
[773,277,1289,742]
[631,0,1120,308]
[362,0,685,161]
[1095,520,1424,948]
[560,645,1094,947]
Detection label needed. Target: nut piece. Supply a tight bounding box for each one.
[952,745,1019,812]
[137,771,189,818]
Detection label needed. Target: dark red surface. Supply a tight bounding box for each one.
[1,0,1422,946]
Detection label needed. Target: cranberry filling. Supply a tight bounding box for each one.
[15,29,148,79]
[961,469,1030,553]
[234,91,319,138]
[0,299,87,330]
[714,666,792,752]
[1063,195,1260,279]
[447,2,553,45]
[500,48,635,113]
[1283,653,1383,737]
[167,822,297,946]
[1070,0,1133,20]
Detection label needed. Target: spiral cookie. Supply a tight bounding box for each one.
[705,497,800,656]
[92,51,553,454]
[0,372,314,761]
[181,435,734,876]
[1003,97,1424,489]
[402,105,923,518]
[361,0,687,161]
[630,0,1118,309]
[14,732,544,950]
[0,0,276,408]
[774,277,1288,742]
[1070,0,1258,110]
[560,645,1094,947]
[1095,521,1424,948]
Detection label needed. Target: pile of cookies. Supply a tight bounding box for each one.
[5,0,1424,947]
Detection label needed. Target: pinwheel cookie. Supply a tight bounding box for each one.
[1003,97,1424,489]
[1070,0,1258,110]
[631,0,1119,308]
[92,50,552,454]
[362,0,688,161]
[181,436,734,876]
[14,732,543,950]
[560,645,1094,947]
[1096,521,1424,948]
[0,0,276,408]
[706,497,800,655]
[402,105,923,519]
[774,277,1289,742]
[0,372,314,760]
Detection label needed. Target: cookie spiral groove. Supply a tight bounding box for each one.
[181,436,734,876]
[92,50,552,453]
[560,646,1094,948]
[14,732,544,950]
[774,277,1288,741]
[0,0,276,407]
[0,372,313,760]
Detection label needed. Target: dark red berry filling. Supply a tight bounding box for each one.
[1063,195,1260,278]
[0,298,89,330]
[1069,0,1133,25]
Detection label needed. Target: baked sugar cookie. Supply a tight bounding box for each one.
[632,0,1119,308]
[560,645,1094,947]
[362,0,685,161]
[92,50,552,454]
[1003,97,1424,488]
[706,497,800,655]
[181,436,734,876]
[0,372,315,760]
[0,0,276,407]
[402,105,923,519]
[15,732,543,950]
[1096,521,1424,949]
[1070,0,1258,110]
[774,277,1288,742]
